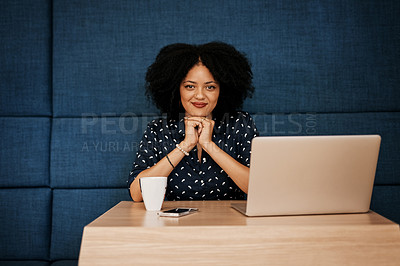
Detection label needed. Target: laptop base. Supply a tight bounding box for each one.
[231,203,248,216]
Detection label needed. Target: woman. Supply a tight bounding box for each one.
[128,42,258,201]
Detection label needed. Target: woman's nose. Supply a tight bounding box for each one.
[194,88,205,99]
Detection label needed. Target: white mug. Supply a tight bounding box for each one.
[139,176,167,211]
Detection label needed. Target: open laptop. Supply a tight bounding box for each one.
[231,135,381,216]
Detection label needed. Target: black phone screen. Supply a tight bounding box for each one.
[162,208,191,213]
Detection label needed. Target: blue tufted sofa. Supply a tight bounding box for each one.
[1,0,399,265]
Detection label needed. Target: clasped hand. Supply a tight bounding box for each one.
[182,117,215,151]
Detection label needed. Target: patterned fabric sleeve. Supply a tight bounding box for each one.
[127,120,162,188]
[236,112,259,167]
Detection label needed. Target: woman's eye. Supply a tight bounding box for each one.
[185,85,195,89]
[206,86,216,90]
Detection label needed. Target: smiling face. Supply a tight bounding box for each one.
[180,63,220,118]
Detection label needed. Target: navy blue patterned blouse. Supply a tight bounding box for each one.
[128,111,259,200]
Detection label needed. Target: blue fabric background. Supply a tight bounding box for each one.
[53,0,399,116]
[0,118,50,187]
[0,0,399,264]
[50,189,131,260]
[0,0,51,116]
[0,189,51,260]
[50,116,157,188]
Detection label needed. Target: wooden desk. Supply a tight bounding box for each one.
[79,201,400,265]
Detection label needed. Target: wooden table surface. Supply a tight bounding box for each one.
[79,200,400,265]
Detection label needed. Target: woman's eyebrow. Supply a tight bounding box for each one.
[182,80,218,84]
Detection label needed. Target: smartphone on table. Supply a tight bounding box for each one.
[158,208,198,217]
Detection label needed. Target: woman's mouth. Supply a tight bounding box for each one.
[192,102,208,108]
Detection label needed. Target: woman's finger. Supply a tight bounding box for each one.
[197,122,203,135]
[184,117,206,123]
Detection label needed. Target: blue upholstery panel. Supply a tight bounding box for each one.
[0,188,51,260]
[371,186,400,224]
[50,116,157,188]
[0,262,49,266]
[53,0,157,117]
[254,112,400,185]
[51,189,131,260]
[50,261,77,266]
[53,0,399,117]
[0,0,51,116]
[0,118,50,187]
[241,0,400,113]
